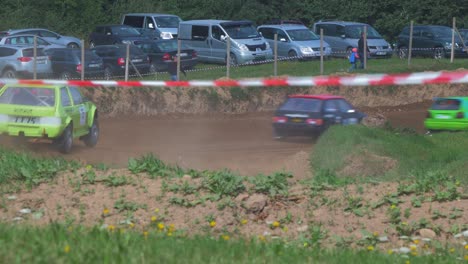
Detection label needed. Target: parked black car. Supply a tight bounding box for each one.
[91,45,150,79]
[396,25,468,59]
[272,94,366,139]
[88,25,149,47]
[45,48,104,79]
[134,39,198,73]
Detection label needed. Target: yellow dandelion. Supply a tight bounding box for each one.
[411,251,418,256]
[449,248,455,253]
[168,224,175,232]
[85,164,92,170]
[222,235,230,241]
[151,216,157,222]
[167,232,173,237]
[465,245,468,250]
[102,208,110,215]
[128,222,135,228]
[456,180,461,186]
[402,222,408,226]
[154,208,160,213]
[272,221,280,228]
[373,231,379,237]
[210,221,216,228]
[464,255,468,261]
[64,245,70,253]
[413,239,420,244]
[303,242,309,247]
[282,226,288,232]
[241,219,248,225]
[367,245,374,251]
[410,245,417,251]
[387,249,393,255]
[157,223,165,230]
[390,204,396,209]
[405,261,410,264]
[143,231,149,237]
[107,225,115,232]
[258,235,266,242]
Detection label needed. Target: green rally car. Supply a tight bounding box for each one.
[0,84,99,153]
[424,97,468,132]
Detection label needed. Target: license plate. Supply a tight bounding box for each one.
[131,59,143,63]
[376,51,387,55]
[88,63,100,68]
[179,53,187,57]
[11,116,37,124]
[254,56,265,61]
[291,118,303,123]
[435,114,451,119]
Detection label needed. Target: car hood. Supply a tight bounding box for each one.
[233,37,268,45]
[295,40,330,48]
[158,28,178,34]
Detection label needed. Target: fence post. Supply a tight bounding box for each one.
[273,33,278,77]
[33,36,37,80]
[451,17,456,63]
[226,36,230,79]
[177,39,181,81]
[363,26,367,70]
[125,43,130,81]
[408,21,413,66]
[320,28,324,75]
[81,39,85,80]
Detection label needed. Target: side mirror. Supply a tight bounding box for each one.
[221,35,226,41]
[341,34,346,38]
[148,23,154,29]
[280,38,287,42]
[106,32,111,36]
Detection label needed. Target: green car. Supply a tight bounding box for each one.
[424,97,468,132]
[0,84,99,153]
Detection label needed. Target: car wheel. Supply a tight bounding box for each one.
[83,117,99,147]
[89,41,95,48]
[229,53,238,65]
[3,69,16,78]
[67,43,79,49]
[433,47,445,60]
[398,47,408,59]
[57,124,73,154]
[288,50,298,61]
[103,67,112,80]
[60,71,71,80]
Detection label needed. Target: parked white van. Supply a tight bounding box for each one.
[121,13,182,40]
[178,20,273,65]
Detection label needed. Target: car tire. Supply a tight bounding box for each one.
[60,71,71,80]
[89,41,95,48]
[288,50,298,61]
[83,117,99,147]
[398,47,408,59]
[103,67,113,80]
[433,47,445,60]
[3,69,16,78]
[229,53,238,65]
[57,124,73,154]
[67,43,79,49]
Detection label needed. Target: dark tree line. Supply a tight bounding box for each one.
[1,0,466,42]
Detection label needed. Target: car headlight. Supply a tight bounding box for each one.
[234,42,249,51]
[160,32,173,39]
[300,47,313,54]
[40,117,62,126]
[265,42,270,49]
[445,42,459,49]
[121,40,132,45]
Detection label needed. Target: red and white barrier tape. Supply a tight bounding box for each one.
[1,71,467,88]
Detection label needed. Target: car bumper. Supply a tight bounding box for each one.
[0,124,64,138]
[369,50,393,57]
[424,119,468,131]
[273,123,324,135]
[236,50,273,64]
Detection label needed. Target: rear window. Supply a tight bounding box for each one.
[431,99,461,110]
[279,98,322,112]
[22,48,46,57]
[0,87,55,107]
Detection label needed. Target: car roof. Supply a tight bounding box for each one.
[124,13,180,17]
[315,21,367,26]
[288,94,345,100]
[258,24,309,30]
[95,24,132,28]
[0,44,43,50]
[7,28,55,33]
[180,19,231,25]
[434,96,468,101]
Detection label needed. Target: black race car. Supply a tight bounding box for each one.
[273,94,366,138]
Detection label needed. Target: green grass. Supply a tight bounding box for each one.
[311,125,468,184]
[146,57,468,81]
[0,224,460,264]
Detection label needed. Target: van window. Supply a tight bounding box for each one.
[154,16,181,28]
[223,23,260,39]
[123,16,144,28]
[258,28,274,39]
[345,25,382,39]
[316,24,335,36]
[145,16,154,29]
[276,29,288,40]
[211,26,224,41]
[192,25,209,41]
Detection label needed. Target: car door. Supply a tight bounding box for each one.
[210,25,227,63]
[36,30,60,45]
[68,86,89,135]
[322,99,343,125]
[275,29,291,57]
[60,86,74,129]
[188,25,211,62]
[411,28,423,56]
[258,27,275,54]
[335,99,362,125]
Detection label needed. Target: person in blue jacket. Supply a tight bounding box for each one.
[348,48,359,72]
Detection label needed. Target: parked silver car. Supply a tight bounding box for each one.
[258,24,332,59]
[0,45,53,78]
[0,34,65,49]
[313,21,393,58]
[0,28,81,48]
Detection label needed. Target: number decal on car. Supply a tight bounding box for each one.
[79,105,87,126]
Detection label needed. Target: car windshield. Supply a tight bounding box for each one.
[154,16,181,28]
[279,98,322,112]
[0,87,55,107]
[431,98,461,110]
[345,25,382,39]
[286,29,319,41]
[111,26,141,36]
[223,24,260,39]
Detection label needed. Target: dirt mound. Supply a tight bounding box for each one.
[339,150,398,177]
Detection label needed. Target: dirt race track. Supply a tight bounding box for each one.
[0,102,429,177]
